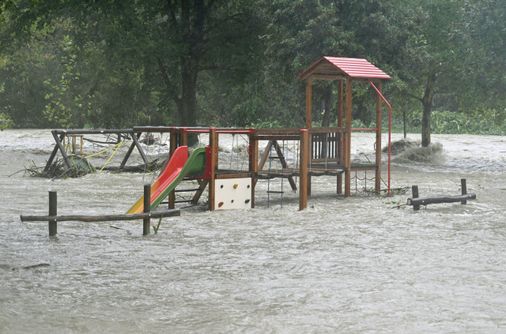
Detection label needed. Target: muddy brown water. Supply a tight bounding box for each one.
[1,129,505,333]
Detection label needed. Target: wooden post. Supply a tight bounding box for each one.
[337,80,344,194]
[181,129,189,147]
[143,184,151,235]
[48,191,57,236]
[412,185,420,211]
[344,78,353,196]
[249,131,259,208]
[168,130,177,209]
[305,79,313,128]
[299,129,309,210]
[209,128,218,211]
[308,133,312,197]
[71,135,77,154]
[375,81,383,193]
[461,178,467,204]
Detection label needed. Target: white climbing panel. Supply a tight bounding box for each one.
[214,178,252,210]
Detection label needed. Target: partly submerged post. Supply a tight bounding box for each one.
[375,82,383,193]
[143,184,151,235]
[209,127,218,211]
[461,178,467,204]
[248,130,259,208]
[299,129,309,210]
[411,185,420,211]
[48,191,57,236]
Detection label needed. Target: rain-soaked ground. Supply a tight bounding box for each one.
[0,129,505,333]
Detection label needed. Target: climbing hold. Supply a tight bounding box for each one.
[218,202,224,208]
[233,184,238,189]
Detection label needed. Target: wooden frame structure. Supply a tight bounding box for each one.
[299,56,393,203]
[42,56,392,212]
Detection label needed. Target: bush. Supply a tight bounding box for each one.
[0,113,14,130]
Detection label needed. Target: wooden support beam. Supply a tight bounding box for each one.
[249,132,259,208]
[208,128,218,211]
[305,79,313,128]
[258,140,274,172]
[52,131,71,170]
[167,130,178,209]
[337,80,344,194]
[143,184,150,235]
[375,82,383,193]
[299,129,309,210]
[271,141,297,191]
[120,132,142,169]
[131,132,149,168]
[191,179,209,205]
[344,78,353,196]
[44,133,65,172]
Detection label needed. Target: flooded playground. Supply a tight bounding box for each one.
[1,129,506,333]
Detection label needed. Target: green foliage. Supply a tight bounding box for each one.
[0,0,504,139]
[0,112,14,129]
[431,109,506,135]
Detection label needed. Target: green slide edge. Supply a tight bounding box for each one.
[150,147,207,210]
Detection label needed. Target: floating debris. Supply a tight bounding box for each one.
[26,155,95,178]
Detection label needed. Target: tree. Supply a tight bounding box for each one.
[391,0,469,146]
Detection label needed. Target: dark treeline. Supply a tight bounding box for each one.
[0,0,505,146]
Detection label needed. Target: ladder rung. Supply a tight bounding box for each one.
[267,190,284,194]
[175,188,200,193]
[174,200,193,203]
[269,156,279,159]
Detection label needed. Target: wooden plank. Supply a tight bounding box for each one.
[254,128,301,135]
[254,135,300,141]
[54,129,133,135]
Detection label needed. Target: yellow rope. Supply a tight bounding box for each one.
[84,146,112,159]
[99,140,125,172]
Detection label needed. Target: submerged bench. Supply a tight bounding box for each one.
[407,178,476,211]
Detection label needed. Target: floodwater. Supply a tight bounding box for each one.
[1,129,505,333]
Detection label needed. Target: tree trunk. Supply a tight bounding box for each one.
[178,58,198,127]
[421,72,437,147]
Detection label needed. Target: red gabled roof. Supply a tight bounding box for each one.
[299,56,391,80]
